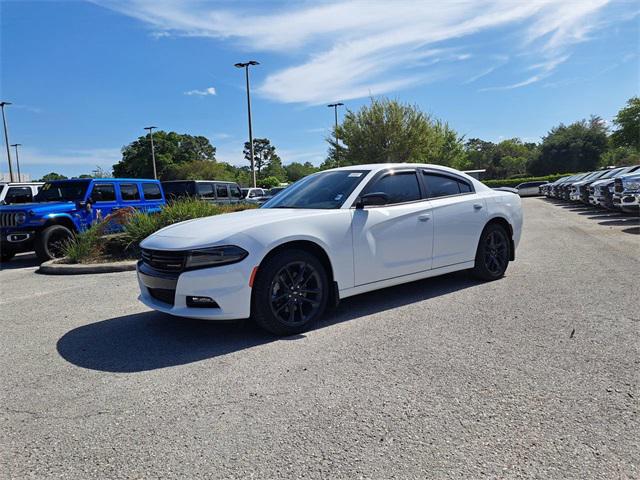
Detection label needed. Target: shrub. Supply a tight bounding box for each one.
[62,199,257,263]
[120,199,256,250]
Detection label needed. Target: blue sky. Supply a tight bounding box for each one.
[1,0,638,179]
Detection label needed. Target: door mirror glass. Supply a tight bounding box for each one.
[357,192,389,208]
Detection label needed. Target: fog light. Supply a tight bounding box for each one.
[186,296,219,308]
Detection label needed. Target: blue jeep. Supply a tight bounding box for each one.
[0,178,165,262]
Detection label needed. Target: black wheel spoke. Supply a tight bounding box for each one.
[269,260,324,326]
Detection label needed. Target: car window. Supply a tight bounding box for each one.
[216,184,229,198]
[422,172,465,198]
[197,183,215,198]
[142,183,162,200]
[230,185,242,199]
[5,187,33,204]
[364,171,421,204]
[120,183,140,201]
[92,183,116,202]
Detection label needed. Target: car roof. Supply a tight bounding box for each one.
[162,180,237,184]
[45,178,158,183]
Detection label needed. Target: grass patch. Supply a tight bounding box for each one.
[63,199,257,264]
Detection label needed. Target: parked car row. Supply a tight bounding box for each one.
[539,165,640,213]
[0,177,285,263]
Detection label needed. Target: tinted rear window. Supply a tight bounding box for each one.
[120,183,140,201]
[142,183,162,200]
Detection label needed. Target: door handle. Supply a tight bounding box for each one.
[473,203,483,210]
[418,214,431,222]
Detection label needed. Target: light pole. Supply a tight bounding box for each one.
[327,102,344,167]
[10,144,21,181]
[235,60,259,188]
[0,101,14,182]
[144,126,157,179]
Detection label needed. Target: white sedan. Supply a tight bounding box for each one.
[137,164,523,335]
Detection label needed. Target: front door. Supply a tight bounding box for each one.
[89,182,118,225]
[353,170,433,286]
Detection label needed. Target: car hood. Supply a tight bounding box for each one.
[141,208,338,250]
[0,201,76,214]
[590,178,615,188]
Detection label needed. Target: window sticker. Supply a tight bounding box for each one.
[348,172,363,177]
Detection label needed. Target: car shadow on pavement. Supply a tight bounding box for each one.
[57,271,478,373]
[599,217,640,227]
[622,226,640,235]
[0,254,40,271]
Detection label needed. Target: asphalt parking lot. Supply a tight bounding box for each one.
[1,198,638,479]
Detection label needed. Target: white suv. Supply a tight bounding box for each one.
[0,183,43,205]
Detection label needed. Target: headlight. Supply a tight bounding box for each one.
[185,245,248,269]
[624,182,640,192]
[16,212,26,224]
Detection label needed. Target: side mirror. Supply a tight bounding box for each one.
[355,192,389,209]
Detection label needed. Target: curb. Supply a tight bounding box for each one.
[38,258,137,275]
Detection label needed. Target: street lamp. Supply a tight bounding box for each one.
[235,60,259,188]
[0,101,14,182]
[327,102,344,167]
[144,126,157,179]
[10,144,21,181]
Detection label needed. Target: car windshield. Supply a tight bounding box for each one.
[263,170,369,209]
[34,180,90,202]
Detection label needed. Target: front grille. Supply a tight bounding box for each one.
[141,248,186,273]
[614,179,624,193]
[0,213,19,228]
[148,287,176,306]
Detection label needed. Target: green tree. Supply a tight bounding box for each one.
[243,138,282,179]
[323,98,465,168]
[610,97,640,149]
[600,146,640,167]
[259,176,281,189]
[528,116,608,175]
[285,161,318,182]
[261,155,286,182]
[163,160,236,181]
[113,131,216,179]
[39,172,68,181]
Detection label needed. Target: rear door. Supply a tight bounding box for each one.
[89,182,118,223]
[141,182,165,213]
[229,184,243,204]
[215,183,231,204]
[422,170,487,269]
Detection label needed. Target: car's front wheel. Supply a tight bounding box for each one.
[471,223,511,281]
[252,249,329,335]
[35,225,74,262]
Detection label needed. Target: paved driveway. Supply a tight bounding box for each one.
[1,199,638,479]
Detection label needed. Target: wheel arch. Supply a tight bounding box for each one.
[483,216,515,261]
[42,215,78,233]
[252,239,339,315]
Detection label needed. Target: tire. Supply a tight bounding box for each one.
[252,249,329,336]
[35,225,74,262]
[471,223,511,281]
[1,250,15,262]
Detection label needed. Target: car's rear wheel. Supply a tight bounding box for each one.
[252,249,329,335]
[35,225,73,262]
[471,223,510,281]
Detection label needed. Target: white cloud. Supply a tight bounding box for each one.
[95,0,629,102]
[184,86,216,96]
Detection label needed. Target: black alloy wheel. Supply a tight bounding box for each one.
[471,223,510,281]
[253,249,329,335]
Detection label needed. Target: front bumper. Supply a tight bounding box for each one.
[617,193,640,212]
[137,261,253,320]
